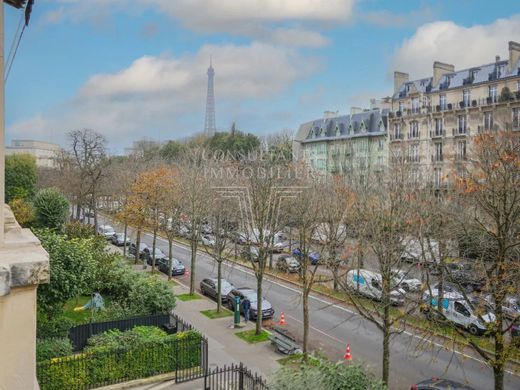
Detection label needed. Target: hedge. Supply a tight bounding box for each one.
[37,331,203,390]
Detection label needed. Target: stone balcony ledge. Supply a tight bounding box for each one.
[0,205,49,296]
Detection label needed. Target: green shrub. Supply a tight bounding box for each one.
[5,153,37,202]
[37,311,76,339]
[269,355,386,390]
[37,330,203,390]
[64,221,96,239]
[36,338,73,362]
[9,197,34,227]
[33,188,69,229]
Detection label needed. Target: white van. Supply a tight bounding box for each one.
[97,225,115,239]
[422,291,496,335]
[346,269,406,306]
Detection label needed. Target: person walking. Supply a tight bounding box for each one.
[242,296,251,324]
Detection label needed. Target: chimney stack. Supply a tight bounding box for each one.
[508,41,520,73]
[393,71,409,94]
[433,61,454,86]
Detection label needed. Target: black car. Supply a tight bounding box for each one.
[200,278,235,302]
[448,263,485,292]
[128,242,149,259]
[226,288,274,320]
[156,257,186,276]
[411,378,475,389]
[144,247,167,265]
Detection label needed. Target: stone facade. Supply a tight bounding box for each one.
[389,41,520,187]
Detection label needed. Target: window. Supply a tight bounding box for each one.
[411,98,420,114]
[463,89,470,107]
[434,142,443,162]
[378,139,384,150]
[377,155,384,166]
[439,94,447,110]
[410,144,419,162]
[458,115,467,134]
[393,123,401,140]
[399,101,404,112]
[371,278,381,290]
[409,121,419,138]
[434,118,444,136]
[489,85,497,103]
[513,108,520,129]
[517,80,520,92]
[457,140,466,160]
[433,168,442,188]
[454,302,471,317]
[484,112,493,131]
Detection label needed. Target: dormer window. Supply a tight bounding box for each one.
[335,126,340,136]
[378,120,385,132]
[360,121,366,132]
[348,123,353,134]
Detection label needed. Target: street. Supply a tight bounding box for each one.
[98,215,520,390]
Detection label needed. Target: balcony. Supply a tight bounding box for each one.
[452,127,469,137]
[431,154,444,163]
[430,129,445,139]
[487,96,498,105]
[408,132,420,139]
[390,133,404,141]
[407,155,421,163]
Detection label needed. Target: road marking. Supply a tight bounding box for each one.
[102,217,519,378]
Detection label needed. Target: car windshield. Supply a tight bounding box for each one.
[152,249,165,257]
[212,280,232,289]
[115,233,124,239]
[172,259,182,266]
[241,291,258,302]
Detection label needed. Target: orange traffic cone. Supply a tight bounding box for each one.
[279,312,286,325]
[344,344,352,361]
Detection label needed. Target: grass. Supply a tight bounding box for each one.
[235,329,270,344]
[200,308,233,319]
[177,293,202,301]
[62,295,112,324]
[277,353,305,366]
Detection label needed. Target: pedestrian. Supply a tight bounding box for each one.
[242,297,251,324]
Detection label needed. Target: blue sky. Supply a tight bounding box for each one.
[5,0,520,154]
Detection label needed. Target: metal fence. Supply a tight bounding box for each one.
[203,363,269,390]
[69,313,192,351]
[37,335,208,390]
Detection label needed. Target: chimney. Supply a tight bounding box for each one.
[323,110,338,119]
[350,107,363,115]
[508,41,520,73]
[394,71,409,94]
[433,61,454,86]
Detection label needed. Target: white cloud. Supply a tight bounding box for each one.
[392,15,520,78]
[8,42,320,145]
[41,0,355,47]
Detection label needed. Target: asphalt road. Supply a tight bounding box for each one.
[97,216,520,390]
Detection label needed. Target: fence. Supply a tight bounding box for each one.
[37,335,208,390]
[204,363,269,390]
[69,313,192,351]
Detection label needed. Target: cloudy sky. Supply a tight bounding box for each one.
[5,0,520,153]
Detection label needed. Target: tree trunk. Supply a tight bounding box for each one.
[255,275,263,335]
[190,237,198,295]
[302,288,309,360]
[493,302,505,390]
[151,228,157,273]
[123,222,128,258]
[382,304,390,386]
[168,237,173,281]
[135,229,141,265]
[76,203,81,221]
[217,260,222,313]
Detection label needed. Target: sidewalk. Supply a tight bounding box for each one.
[131,270,281,389]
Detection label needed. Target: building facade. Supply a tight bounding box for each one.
[293,109,388,177]
[6,140,61,168]
[389,41,520,187]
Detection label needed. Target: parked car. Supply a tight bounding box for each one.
[231,231,249,245]
[346,269,406,305]
[200,278,235,302]
[427,281,466,296]
[390,269,422,292]
[480,294,520,320]
[448,263,485,292]
[97,225,115,239]
[401,237,440,266]
[129,242,149,259]
[226,288,274,320]
[276,255,300,273]
[156,257,186,276]
[110,233,130,246]
[241,246,259,262]
[292,248,320,265]
[144,247,167,265]
[422,291,496,336]
[177,225,191,238]
[201,234,216,247]
[411,378,475,389]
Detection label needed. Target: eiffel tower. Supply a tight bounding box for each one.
[204,58,216,136]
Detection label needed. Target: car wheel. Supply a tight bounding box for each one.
[468,324,480,336]
[402,283,410,292]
